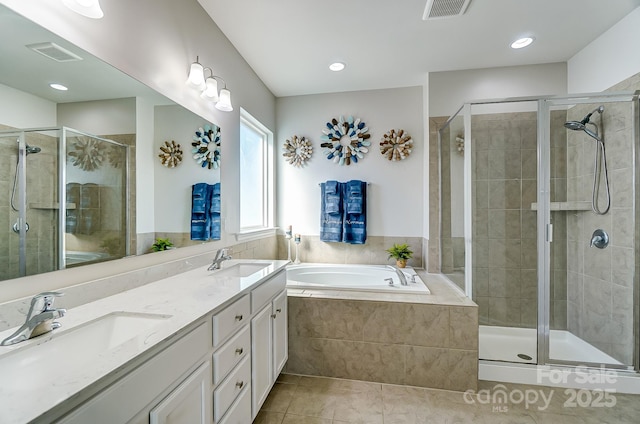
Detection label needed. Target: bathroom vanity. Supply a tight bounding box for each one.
[0,259,288,424]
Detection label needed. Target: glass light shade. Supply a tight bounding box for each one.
[186,61,206,90]
[200,77,219,101]
[62,0,104,19]
[215,88,233,112]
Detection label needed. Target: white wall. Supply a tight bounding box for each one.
[568,7,640,93]
[1,0,276,240]
[276,86,424,237]
[0,83,56,128]
[429,63,568,118]
[57,98,135,135]
[154,104,220,233]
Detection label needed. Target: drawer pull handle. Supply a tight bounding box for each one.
[236,381,244,389]
[235,347,243,355]
[276,308,282,313]
[235,314,243,321]
[271,314,277,319]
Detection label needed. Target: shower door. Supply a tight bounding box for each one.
[0,129,59,280]
[541,94,639,370]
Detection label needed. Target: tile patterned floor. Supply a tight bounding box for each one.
[253,374,640,423]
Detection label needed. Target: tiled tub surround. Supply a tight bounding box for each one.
[285,272,478,391]
[276,235,426,268]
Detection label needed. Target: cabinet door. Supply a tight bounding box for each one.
[272,290,288,379]
[251,303,273,420]
[149,362,210,424]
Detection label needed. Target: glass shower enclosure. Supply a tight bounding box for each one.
[439,92,639,372]
[0,127,129,281]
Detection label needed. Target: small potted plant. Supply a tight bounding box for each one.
[151,237,174,252]
[386,243,413,268]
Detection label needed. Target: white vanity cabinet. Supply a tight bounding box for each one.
[57,322,211,424]
[250,271,287,420]
[50,263,288,424]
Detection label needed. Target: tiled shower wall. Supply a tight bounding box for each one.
[565,73,639,364]
[0,128,58,280]
[471,112,540,327]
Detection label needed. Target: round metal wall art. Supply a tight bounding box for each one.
[283,135,313,167]
[320,115,370,166]
[380,128,413,161]
[158,140,184,168]
[192,124,221,170]
[68,137,106,171]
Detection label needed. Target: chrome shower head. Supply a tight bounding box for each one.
[564,105,604,141]
[25,145,41,155]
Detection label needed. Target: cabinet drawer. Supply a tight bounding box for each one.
[218,385,251,424]
[213,325,250,385]
[251,270,286,313]
[213,356,250,422]
[213,295,250,347]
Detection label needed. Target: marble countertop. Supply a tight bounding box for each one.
[0,259,289,424]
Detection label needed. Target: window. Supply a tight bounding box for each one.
[239,108,274,234]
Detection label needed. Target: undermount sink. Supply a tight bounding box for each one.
[214,262,269,278]
[0,311,170,391]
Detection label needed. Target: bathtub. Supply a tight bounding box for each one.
[286,263,430,294]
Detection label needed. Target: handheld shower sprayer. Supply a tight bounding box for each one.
[563,105,604,141]
[564,105,609,215]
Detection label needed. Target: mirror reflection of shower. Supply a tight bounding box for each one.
[564,105,610,215]
[10,142,42,233]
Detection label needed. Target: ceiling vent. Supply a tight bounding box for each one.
[26,42,83,62]
[423,0,472,20]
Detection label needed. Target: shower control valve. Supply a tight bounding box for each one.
[590,229,609,249]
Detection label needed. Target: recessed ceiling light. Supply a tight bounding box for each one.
[511,37,534,49]
[329,62,345,72]
[50,83,68,91]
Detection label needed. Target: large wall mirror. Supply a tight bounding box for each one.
[0,5,221,283]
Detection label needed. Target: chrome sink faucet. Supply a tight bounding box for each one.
[208,247,232,271]
[1,292,66,346]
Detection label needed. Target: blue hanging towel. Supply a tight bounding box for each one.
[320,180,344,242]
[343,180,366,244]
[209,182,221,240]
[191,183,210,241]
[65,183,80,234]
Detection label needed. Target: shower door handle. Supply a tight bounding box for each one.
[546,224,553,243]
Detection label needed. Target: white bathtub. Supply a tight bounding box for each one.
[286,263,430,294]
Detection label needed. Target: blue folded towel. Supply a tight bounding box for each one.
[209,182,221,214]
[345,180,363,214]
[320,181,343,242]
[324,180,341,214]
[192,183,208,214]
[191,183,210,241]
[209,182,221,239]
[343,180,366,244]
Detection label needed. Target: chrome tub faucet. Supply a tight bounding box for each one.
[208,247,232,271]
[1,292,66,346]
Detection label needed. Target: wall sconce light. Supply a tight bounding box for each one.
[186,57,233,112]
[62,0,104,19]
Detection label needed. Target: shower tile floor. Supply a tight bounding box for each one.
[480,326,622,365]
[254,373,640,423]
